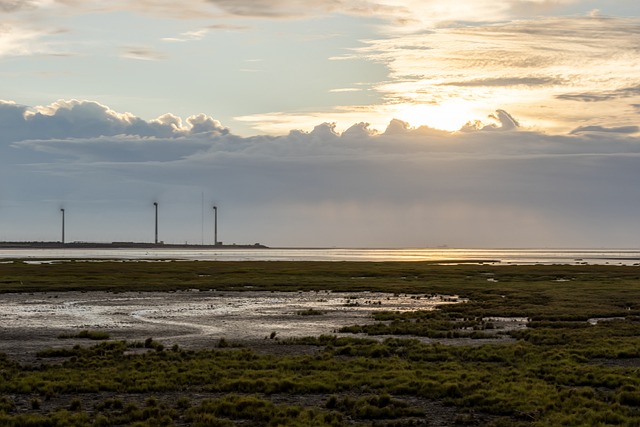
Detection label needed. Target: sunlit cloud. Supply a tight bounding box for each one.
[234,103,518,135]
[238,14,640,134]
[0,23,41,56]
[442,77,564,88]
[162,28,208,42]
[329,88,362,93]
[360,15,640,103]
[392,100,478,132]
[556,85,640,102]
[3,1,639,136]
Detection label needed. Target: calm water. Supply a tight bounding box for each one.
[0,248,639,265]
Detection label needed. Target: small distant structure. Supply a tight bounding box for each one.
[213,205,220,245]
[60,208,65,244]
[153,202,158,244]
[6,198,268,248]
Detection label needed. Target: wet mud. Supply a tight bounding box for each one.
[0,290,468,361]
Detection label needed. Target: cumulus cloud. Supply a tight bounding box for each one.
[461,110,520,132]
[186,114,229,135]
[0,99,229,145]
[382,118,411,135]
[3,100,640,247]
[14,135,219,163]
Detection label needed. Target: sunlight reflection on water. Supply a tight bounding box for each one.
[0,248,639,264]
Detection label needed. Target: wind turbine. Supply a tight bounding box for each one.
[153,202,158,244]
[213,205,218,246]
[60,208,65,244]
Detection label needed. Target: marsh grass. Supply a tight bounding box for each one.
[2,262,640,425]
[58,330,111,340]
[6,328,640,425]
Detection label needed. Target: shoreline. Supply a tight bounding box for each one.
[0,244,639,265]
[0,241,267,249]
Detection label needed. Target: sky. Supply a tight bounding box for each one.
[1,0,640,248]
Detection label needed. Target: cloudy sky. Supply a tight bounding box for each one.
[1,0,639,248]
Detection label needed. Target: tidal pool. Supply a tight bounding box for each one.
[0,290,465,359]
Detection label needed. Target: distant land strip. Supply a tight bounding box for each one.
[0,241,268,249]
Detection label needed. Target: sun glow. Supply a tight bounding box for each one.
[394,100,476,132]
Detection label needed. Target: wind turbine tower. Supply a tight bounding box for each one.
[60,208,65,244]
[153,202,158,244]
[213,205,218,246]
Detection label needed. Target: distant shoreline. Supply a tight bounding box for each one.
[0,241,268,250]
[0,246,638,265]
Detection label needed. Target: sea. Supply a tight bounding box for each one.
[0,248,639,265]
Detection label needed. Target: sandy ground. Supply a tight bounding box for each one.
[0,290,514,362]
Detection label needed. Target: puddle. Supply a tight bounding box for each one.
[0,291,463,356]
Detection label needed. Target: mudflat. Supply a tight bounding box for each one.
[0,290,467,362]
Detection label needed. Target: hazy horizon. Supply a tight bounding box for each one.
[1,1,639,248]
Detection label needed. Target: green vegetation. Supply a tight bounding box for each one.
[2,261,640,425]
[0,259,638,297]
[58,330,111,340]
[339,309,499,339]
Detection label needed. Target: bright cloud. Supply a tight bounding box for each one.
[3,1,639,135]
[0,23,48,56]
[1,99,228,143]
[238,14,640,135]
[162,29,208,42]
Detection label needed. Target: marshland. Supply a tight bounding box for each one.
[1,260,640,426]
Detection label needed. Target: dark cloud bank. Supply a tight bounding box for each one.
[1,100,640,248]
